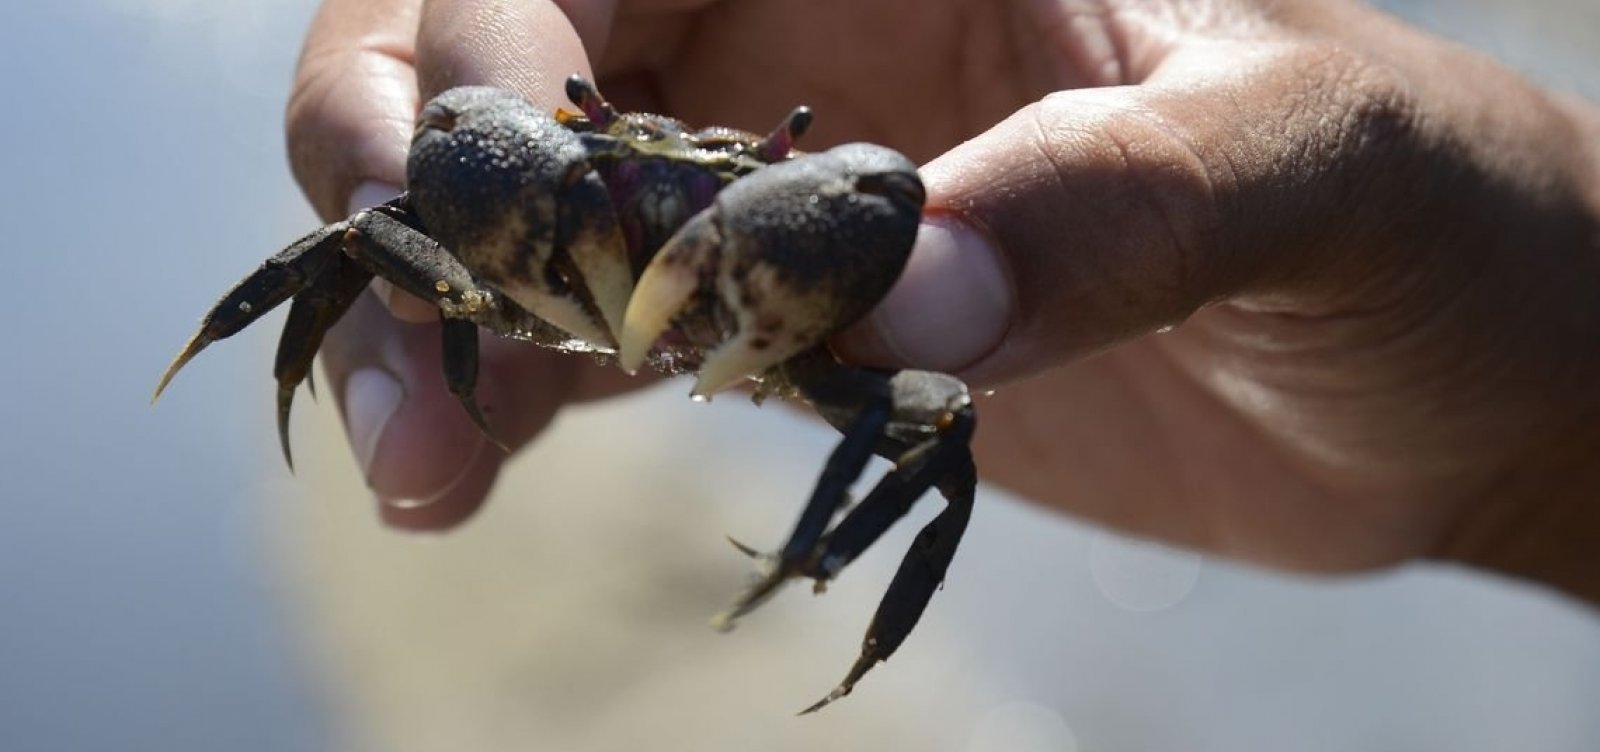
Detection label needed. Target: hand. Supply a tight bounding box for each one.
[287,0,1600,604]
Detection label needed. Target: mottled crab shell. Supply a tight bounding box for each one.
[408,86,634,349]
[408,86,925,394]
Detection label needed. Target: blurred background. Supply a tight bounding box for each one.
[2,1,1598,750]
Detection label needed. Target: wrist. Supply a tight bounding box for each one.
[1439,401,1600,609]
[1437,92,1600,609]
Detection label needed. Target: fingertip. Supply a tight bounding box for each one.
[413,0,608,106]
[322,292,510,527]
[834,216,1013,374]
[355,355,501,513]
[325,290,601,532]
[376,437,503,531]
[344,366,404,479]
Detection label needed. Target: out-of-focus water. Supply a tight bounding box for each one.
[0,1,1595,751]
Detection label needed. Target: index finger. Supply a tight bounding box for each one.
[287,0,423,223]
[413,0,616,106]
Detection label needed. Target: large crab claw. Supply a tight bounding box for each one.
[409,87,633,349]
[618,143,925,395]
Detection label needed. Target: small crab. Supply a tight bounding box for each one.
[155,76,977,712]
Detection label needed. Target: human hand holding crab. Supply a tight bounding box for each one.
[165,0,1600,708]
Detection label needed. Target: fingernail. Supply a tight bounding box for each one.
[369,278,398,312]
[347,180,403,214]
[378,439,489,513]
[861,218,1012,372]
[344,367,403,484]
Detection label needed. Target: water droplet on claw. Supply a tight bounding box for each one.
[981,390,997,397]
[690,393,710,404]
[1155,324,1175,334]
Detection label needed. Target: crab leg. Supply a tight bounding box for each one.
[711,393,893,628]
[273,253,373,469]
[438,316,505,449]
[152,221,347,403]
[710,352,978,712]
[163,196,553,463]
[340,203,539,447]
[341,203,484,307]
[800,407,976,714]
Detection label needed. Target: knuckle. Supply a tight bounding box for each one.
[1283,42,1423,179]
[1033,90,1224,318]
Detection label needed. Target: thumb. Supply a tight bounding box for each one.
[835,42,1417,385]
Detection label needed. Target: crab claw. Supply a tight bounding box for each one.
[408,87,633,349]
[619,144,925,394]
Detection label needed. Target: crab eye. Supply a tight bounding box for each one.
[853,170,925,208]
[415,103,459,136]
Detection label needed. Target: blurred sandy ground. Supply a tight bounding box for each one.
[274,385,1005,750]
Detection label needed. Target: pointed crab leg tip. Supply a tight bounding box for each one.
[476,428,512,455]
[798,690,846,716]
[455,398,510,454]
[278,388,297,473]
[278,416,296,473]
[724,535,763,559]
[151,333,210,404]
[708,611,738,633]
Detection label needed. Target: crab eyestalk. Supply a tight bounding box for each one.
[565,74,619,129]
[619,143,925,395]
[756,106,813,163]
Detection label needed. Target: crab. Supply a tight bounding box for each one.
[154,76,977,713]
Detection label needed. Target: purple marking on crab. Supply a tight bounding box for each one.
[591,158,729,276]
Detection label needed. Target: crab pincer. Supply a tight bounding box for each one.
[617,143,926,395]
